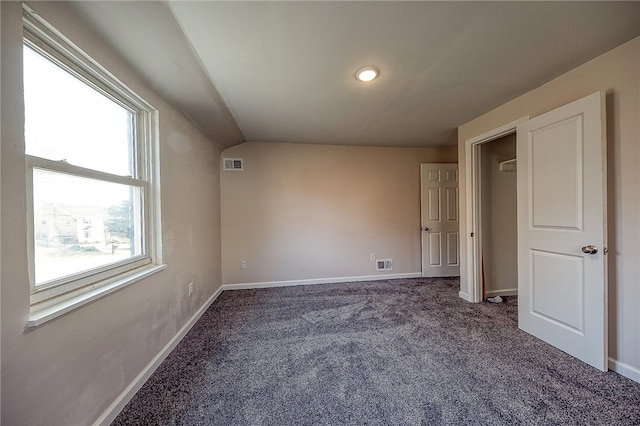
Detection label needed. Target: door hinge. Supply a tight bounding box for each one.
[471,232,474,237]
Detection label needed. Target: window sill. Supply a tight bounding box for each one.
[28,264,167,327]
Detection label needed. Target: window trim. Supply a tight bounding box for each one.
[23,4,163,323]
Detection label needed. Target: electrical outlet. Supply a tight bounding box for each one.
[188,282,193,296]
[241,260,247,269]
[370,253,376,261]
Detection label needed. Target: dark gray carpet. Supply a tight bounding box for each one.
[112,278,640,425]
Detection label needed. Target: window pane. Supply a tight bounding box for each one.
[23,45,134,176]
[33,169,144,285]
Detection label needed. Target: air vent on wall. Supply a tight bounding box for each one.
[223,158,244,171]
[376,259,392,271]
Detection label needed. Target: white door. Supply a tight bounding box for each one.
[421,164,460,277]
[517,92,607,371]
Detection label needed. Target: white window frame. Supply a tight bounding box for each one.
[23,5,164,326]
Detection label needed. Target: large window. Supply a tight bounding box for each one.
[23,7,162,316]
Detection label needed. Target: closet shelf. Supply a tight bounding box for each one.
[499,158,517,172]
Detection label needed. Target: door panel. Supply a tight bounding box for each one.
[421,164,460,277]
[530,250,584,332]
[447,232,459,265]
[429,233,441,266]
[517,92,606,371]
[428,187,440,221]
[530,116,583,229]
[446,187,458,221]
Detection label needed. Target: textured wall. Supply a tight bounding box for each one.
[220,142,457,285]
[458,37,640,380]
[1,2,224,424]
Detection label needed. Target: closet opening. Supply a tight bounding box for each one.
[478,134,517,301]
[464,116,528,304]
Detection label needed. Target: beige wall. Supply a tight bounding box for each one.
[480,135,517,297]
[2,2,224,424]
[221,142,456,285]
[458,37,640,379]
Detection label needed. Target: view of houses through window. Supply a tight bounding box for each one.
[31,169,141,283]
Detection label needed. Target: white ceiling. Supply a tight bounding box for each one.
[69,1,640,149]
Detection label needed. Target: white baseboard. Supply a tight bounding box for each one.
[93,286,223,426]
[485,288,518,297]
[222,272,422,291]
[608,357,640,384]
[458,291,473,302]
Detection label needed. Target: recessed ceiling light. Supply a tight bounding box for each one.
[355,66,379,82]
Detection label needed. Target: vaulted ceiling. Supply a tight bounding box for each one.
[69,1,640,149]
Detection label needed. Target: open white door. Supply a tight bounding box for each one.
[420,164,460,277]
[517,92,607,371]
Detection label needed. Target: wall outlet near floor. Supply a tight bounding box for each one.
[370,253,376,261]
[188,282,193,296]
[241,260,247,269]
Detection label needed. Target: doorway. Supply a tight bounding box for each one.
[479,134,517,300]
[465,118,527,303]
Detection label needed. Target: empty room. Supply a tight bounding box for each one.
[2,1,640,424]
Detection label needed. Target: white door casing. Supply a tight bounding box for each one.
[421,164,460,277]
[517,92,607,371]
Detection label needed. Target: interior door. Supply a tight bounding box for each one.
[420,164,460,277]
[517,92,607,371]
